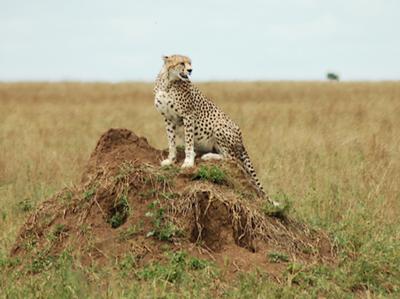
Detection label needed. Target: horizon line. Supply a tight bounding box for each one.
[1,79,399,84]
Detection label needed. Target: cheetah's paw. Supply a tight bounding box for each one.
[161,159,174,166]
[181,160,194,169]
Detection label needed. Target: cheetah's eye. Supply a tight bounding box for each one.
[180,62,185,66]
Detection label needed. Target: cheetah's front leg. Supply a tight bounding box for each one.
[181,116,196,168]
[161,119,177,166]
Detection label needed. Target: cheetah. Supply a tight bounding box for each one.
[154,54,268,199]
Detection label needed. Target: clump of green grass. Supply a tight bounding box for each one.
[118,253,138,277]
[21,232,38,252]
[28,251,56,274]
[267,252,289,263]
[137,251,210,283]
[0,255,20,269]
[16,198,34,212]
[47,224,68,243]
[192,165,227,184]
[137,254,185,283]
[108,195,130,228]
[145,200,181,241]
[188,257,209,270]
[82,186,96,201]
[14,251,90,298]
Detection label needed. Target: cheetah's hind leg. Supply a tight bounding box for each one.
[201,153,223,161]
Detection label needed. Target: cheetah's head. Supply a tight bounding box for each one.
[162,55,192,82]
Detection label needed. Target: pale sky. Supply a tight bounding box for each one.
[0,0,399,81]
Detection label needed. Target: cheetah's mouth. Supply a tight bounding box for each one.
[179,73,190,81]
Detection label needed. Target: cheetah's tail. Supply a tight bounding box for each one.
[234,145,275,204]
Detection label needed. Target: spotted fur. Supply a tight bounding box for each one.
[154,55,267,198]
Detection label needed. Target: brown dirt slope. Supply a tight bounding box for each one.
[11,128,336,277]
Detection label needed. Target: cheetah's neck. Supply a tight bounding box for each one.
[154,68,169,93]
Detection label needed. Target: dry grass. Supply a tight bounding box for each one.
[1,81,400,297]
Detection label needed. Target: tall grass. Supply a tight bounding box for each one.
[1,82,399,297]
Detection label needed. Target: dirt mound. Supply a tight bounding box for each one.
[11,129,336,277]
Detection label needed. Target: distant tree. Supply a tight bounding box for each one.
[326,72,340,81]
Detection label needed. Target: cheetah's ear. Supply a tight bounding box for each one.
[162,55,169,63]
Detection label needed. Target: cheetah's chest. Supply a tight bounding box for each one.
[155,91,180,121]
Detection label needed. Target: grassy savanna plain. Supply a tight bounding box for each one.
[0,82,399,298]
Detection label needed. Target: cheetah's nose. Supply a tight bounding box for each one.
[187,69,192,74]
